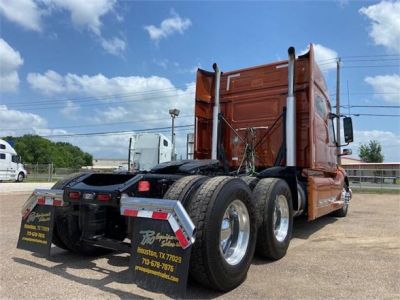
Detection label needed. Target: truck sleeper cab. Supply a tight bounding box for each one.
[0,139,27,182]
[19,45,353,293]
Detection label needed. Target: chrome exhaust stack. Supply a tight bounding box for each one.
[286,47,296,166]
[211,63,221,160]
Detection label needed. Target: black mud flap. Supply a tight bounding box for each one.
[129,218,191,297]
[16,189,64,256]
[121,196,195,297]
[17,204,55,256]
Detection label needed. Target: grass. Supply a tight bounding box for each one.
[352,188,400,194]
[24,178,57,183]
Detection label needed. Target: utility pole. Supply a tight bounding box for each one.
[336,58,341,165]
[128,137,132,171]
[171,116,175,161]
[169,108,180,161]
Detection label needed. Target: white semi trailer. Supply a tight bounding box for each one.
[128,133,173,171]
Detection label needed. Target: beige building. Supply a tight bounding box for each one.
[341,157,400,184]
[82,158,128,171]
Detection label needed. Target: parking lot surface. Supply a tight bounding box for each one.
[0,182,54,194]
[0,191,399,299]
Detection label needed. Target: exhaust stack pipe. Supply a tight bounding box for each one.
[286,47,296,166]
[211,63,221,160]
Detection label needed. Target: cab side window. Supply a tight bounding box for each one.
[12,155,19,163]
[315,95,328,119]
[328,120,336,145]
[163,140,168,147]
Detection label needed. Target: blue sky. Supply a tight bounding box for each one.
[0,0,399,161]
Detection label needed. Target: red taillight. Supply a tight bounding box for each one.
[138,180,150,192]
[68,191,81,200]
[96,193,111,201]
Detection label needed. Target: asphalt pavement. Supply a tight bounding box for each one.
[0,190,399,299]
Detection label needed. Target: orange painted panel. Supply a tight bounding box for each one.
[307,170,345,220]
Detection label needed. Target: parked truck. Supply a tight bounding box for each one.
[18,45,353,294]
[0,139,27,182]
[128,133,173,171]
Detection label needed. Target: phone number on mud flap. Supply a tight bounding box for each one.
[141,257,175,272]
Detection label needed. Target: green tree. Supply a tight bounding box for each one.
[359,140,384,163]
[2,135,93,168]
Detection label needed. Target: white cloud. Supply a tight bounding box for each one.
[301,43,338,71]
[0,38,24,92]
[26,70,196,157]
[100,36,126,56]
[27,70,65,94]
[0,0,42,31]
[43,0,116,36]
[0,0,124,56]
[360,1,400,54]
[364,74,400,104]
[61,100,80,117]
[144,11,191,42]
[93,106,129,123]
[352,129,400,162]
[0,104,128,157]
[0,105,47,136]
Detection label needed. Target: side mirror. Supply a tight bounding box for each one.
[339,148,352,156]
[343,117,353,143]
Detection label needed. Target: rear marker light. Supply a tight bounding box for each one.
[96,193,111,201]
[138,180,150,192]
[68,191,81,200]
[83,193,95,200]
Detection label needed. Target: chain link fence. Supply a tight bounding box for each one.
[344,167,400,192]
[24,164,82,182]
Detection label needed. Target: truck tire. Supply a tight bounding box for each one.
[52,173,111,255]
[17,172,25,182]
[163,175,207,206]
[331,184,350,218]
[241,176,259,191]
[187,176,257,291]
[253,178,293,260]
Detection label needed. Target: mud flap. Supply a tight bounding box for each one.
[121,195,195,297]
[130,218,191,297]
[17,204,55,256]
[16,189,64,256]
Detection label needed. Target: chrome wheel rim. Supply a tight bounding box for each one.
[219,199,250,266]
[273,195,289,242]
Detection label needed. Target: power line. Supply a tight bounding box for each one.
[5,115,195,132]
[321,64,399,71]
[2,91,196,111]
[317,56,400,65]
[330,92,399,96]
[39,124,194,138]
[333,105,400,108]
[350,113,400,117]
[44,126,195,139]
[342,65,400,69]
[2,85,193,106]
[341,54,400,59]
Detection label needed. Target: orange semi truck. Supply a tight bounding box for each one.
[17,45,353,294]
